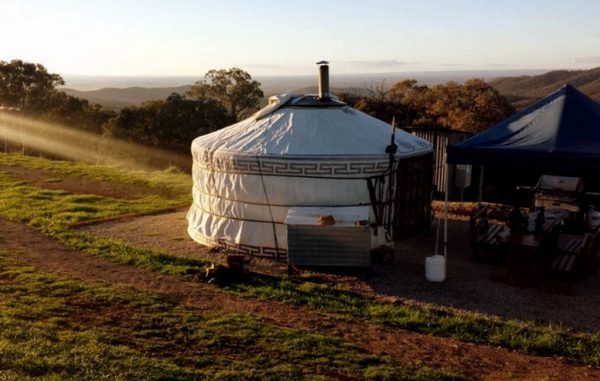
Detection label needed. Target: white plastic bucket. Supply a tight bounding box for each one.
[425,255,446,282]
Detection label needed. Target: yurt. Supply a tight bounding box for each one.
[187,62,433,261]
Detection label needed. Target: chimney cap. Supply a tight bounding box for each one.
[316,60,329,65]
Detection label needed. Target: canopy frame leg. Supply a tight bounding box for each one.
[443,160,449,259]
[478,165,485,205]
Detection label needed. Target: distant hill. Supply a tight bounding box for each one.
[60,69,548,110]
[62,67,600,112]
[61,85,192,110]
[61,84,373,109]
[284,86,373,97]
[490,67,600,109]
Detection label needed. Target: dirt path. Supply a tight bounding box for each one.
[81,211,600,332]
[77,211,289,275]
[0,164,171,199]
[1,219,598,380]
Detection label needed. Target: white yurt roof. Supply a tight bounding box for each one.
[192,94,432,161]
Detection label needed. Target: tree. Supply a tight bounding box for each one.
[340,81,405,125]
[41,91,115,134]
[103,93,228,153]
[0,60,64,111]
[387,79,429,126]
[424,79,514,132]
[0,59,113,133]
[339,78,514,132]
[462,79,515,132]
[186,68,263,123]
[0,60,118,158]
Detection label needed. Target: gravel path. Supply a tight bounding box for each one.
[81,211,600,332]
[370,219,600,332]
[78,209,288,275]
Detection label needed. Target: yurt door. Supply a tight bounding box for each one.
[393,153,433,240]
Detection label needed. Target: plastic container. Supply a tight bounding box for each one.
[425,255,446,282]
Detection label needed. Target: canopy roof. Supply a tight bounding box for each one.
[447,84,600,171]
[192,94,432,159]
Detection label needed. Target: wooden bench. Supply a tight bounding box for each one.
[470,204,508,259]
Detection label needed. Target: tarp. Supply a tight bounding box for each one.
[187,95,433,258]
[447,84,600,171]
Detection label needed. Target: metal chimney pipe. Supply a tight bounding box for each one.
[317,60,330,100]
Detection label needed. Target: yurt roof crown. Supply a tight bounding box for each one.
[266,60,345,109]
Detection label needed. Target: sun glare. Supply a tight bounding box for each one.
[0,111,190,170]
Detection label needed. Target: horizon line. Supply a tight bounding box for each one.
[59,67,568,78]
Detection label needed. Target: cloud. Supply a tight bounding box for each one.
[239,63,287,70]
[439,62,510,68]
[570,56,600,65]
[337,59,411,70]
[481,63,510,68]
[439,62,466,67]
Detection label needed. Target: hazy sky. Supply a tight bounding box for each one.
[2,0,600,77]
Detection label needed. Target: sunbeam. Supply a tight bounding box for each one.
[0,111,190,170]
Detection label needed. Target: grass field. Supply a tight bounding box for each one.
[0,254,463,380]
[0,153,599,379]
[0,156,205,276]
[223,275,600,366]
[0,153,467,380]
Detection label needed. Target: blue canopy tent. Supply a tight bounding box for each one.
[436,85,600,269]
[447,84,600,172]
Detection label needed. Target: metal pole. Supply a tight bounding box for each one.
[434,215,441,256]
[478,166,485,204]
[444,157,449,259]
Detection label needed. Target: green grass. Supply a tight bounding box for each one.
[0,254,464,380]
[1,153,599,369]
[0,155,205,276]
[0,152,192,199]
[220,274,600,366]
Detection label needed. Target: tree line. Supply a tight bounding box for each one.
[0,61,263,161]
[0,59,514,165]
[105,68,264,153]
[0,60,114,134]
[338,79,515,132]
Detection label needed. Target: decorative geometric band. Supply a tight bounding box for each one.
[188,228,288,262]
[218,238,287,261]
[192,150,396,178]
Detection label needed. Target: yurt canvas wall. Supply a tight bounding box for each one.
[187,93,433,260]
